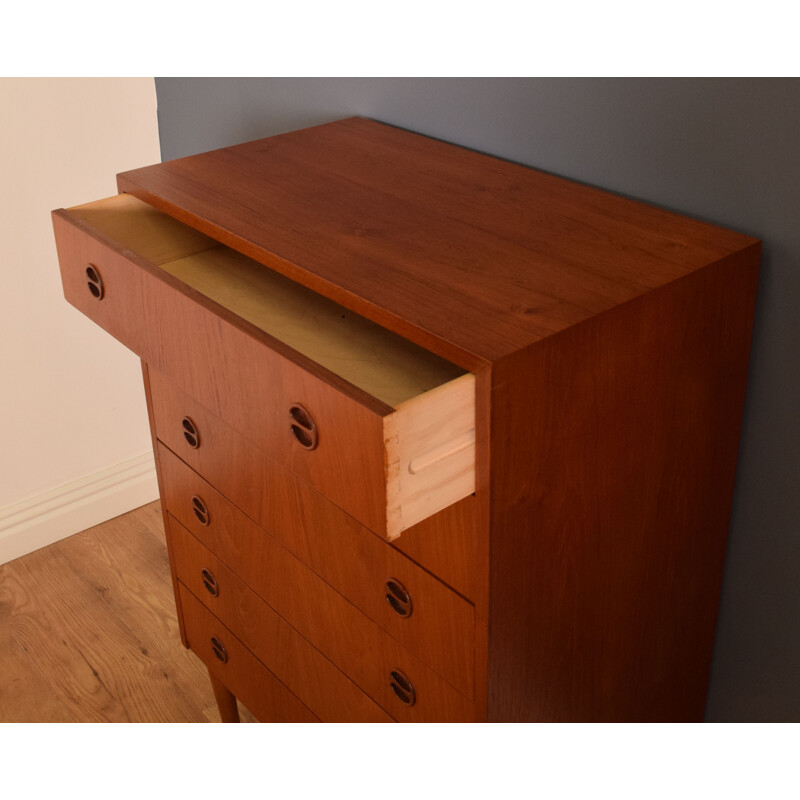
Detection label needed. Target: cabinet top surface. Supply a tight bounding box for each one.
[117,117,758,367]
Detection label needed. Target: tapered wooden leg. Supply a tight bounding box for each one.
[209,671,240,723]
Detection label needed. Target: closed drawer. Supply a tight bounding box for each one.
[172,517,391,722]
[157,436,475,700]
[179,585,318,723]
[166,502,475,722]
[52,194,475,539]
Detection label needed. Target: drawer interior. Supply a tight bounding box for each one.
[69,194,466,409]
[70,193,476,537]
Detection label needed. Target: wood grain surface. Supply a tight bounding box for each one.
[487,246,760,721]
[67,192,217,264]
[158,455,475,721]
[0,502,254,723]
[159,245,465,409]
[52,208,391,534]
[151,381,477,695]
[175,532,473,721]
[179,587,319,723]
[170,515,393,722]
[54,199,476,537]
[117,116,759,368]
[68,193,466,408]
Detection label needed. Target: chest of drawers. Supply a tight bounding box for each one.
[52,117,760,721]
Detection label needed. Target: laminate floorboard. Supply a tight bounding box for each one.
[0,501,256,723]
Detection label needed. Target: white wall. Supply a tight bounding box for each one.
[0,78,162,563]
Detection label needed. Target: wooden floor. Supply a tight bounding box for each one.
[0,501,255,723]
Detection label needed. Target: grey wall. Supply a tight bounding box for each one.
[154,78,800,721]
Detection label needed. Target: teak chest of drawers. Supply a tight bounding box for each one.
[52,117,760,722]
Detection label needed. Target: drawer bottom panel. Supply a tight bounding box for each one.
[179,585,318,723]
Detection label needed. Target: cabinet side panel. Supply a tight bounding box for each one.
[488,246,760,721]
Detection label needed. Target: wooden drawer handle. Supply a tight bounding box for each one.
[385,578,413,618]
[289,404,318,450]
[191,495,210,526]
[181,416,200,449]
[210,636,228,664]
[85,264,104,300]
[201,568,219,597]
[389,670,416,706]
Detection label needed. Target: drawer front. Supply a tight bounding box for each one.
[53,207,388,533]
[166,507,474,722]
[179,585,318,723]
[157,432,475,700]
[170,515,391,722]
[53,209,149,357]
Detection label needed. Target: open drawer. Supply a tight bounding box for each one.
[52,194,475,539]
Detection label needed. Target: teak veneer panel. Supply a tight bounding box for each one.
[169,517,392,722]
[156,438,475,700]
[164,484,474,721]
[51,208,383,534]
[487,247,760,721]
[118,116,758,366]
[179,587,319,723]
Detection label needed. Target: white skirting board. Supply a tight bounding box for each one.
[0,452,159,566]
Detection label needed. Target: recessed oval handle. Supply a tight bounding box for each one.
[201,568,219,597]
[289,403,318,450]
[389,669,416,706]
[181,416,200,449]
[191,495,210,526]
[85,264,104,300]
[211,636,228,664]
[385,578,413,618]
